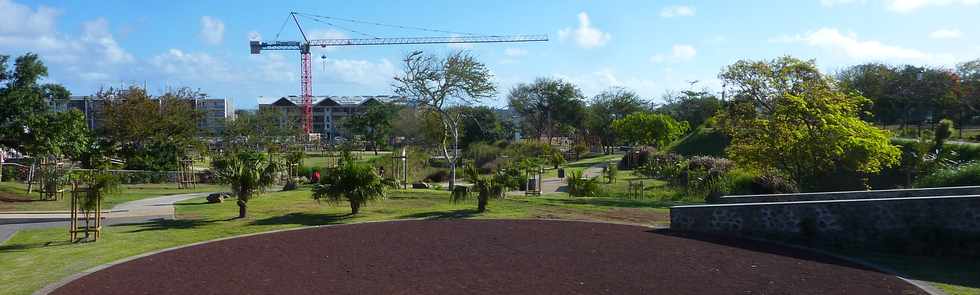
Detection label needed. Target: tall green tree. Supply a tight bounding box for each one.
[611,112,688,148]
[457,106,514,148]
[585,87,647,152]
[393,50,496,190]
[211,150,282,218]
[657,89,722,128]
[342,101,400,154]
[508,78,587,141]
[98,87,204,170]
[718,56,901,190]
[0,53,91,192]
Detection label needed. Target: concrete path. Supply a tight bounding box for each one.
[0,192,214,244]
[508,163,607,196]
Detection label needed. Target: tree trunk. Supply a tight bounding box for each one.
[237,199,247,218]
[477,195,487,212]
[350,200,360,214]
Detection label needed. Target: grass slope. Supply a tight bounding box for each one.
[666,126,729,157]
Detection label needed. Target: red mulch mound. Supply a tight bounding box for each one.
[52,220,925,295]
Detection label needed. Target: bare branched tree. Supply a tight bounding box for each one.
[393,50,495,189]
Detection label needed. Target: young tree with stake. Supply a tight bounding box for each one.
[393,50,496,190]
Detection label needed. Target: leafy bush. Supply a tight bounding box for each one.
[915,161,980,188]
[424,169,450,183]
[567,170,601,198]
[605,163,618,183]
[504,141,554,161]
[467,142,503,168]
[312,155,386,214]
[636,153,687,183]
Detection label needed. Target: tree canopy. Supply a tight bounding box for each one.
[97,87,204,170]
[507,78,586,140]
[718,56,901,189]
[0,53,90,161]
[584,87,647,149]
[611,112,688,148]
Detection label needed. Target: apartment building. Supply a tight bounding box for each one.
[258,95,408,141]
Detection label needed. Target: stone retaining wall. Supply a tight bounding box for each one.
[671,195,980,256]
[717,186,980,204]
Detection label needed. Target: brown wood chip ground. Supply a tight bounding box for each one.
[52,220,925,295]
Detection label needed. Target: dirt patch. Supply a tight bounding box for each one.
[533,207,669,226]
[53,220,924,295]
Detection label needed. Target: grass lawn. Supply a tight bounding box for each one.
[0,187,676,295]
[838,251,980,295]
[0,182,225,212]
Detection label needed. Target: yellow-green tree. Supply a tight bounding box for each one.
[611,112,688,148]
[718,56,901,189]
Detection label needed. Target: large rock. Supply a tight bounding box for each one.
[412,182,431,189]
[207,193,230,203]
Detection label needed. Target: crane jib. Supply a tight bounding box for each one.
[249,35,548,54]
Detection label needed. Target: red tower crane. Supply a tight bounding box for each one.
[250,12,548,135]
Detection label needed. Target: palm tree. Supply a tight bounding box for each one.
[312,155,386,214]
[211,150,282,218]
[454,164,505,212]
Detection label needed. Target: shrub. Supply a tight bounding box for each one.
[915,162,980,188]
[751,174,799,194]
[636,153,687,183]
[687,156,734,174]
[467,142,503,168]
[567,170,601,198]
[505,141,554,160]
[605,163,618,183]
[424,170,450,183]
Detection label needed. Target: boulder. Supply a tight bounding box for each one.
[412,182,431,189]
[207,192,230,203]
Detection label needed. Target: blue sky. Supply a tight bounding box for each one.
[2,0,979,109]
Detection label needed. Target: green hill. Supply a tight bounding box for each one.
[666,126,729,157]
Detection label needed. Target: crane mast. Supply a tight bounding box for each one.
[250,12,548,135]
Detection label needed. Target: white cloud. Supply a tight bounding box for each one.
[552,68,659,98]
[248,31,262,41]
[820,0,867,7]
[660,5,696,18]
[929,28,962,39]
[308,29,350,51]
[773,27,955,64]
[650,44,697,63]
[886,0,980,12]
[0,0,58,35]
[504,48,528,57]
[82,18,134,64]
[199,16,224,45]
[151,49,234,81]
[558,12,611,49]
[821,0,980,12]
[317,58,396,86]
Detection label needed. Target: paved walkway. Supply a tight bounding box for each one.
[0,192,214,243]
[509,163,607,196]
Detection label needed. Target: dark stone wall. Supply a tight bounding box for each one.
[717,186,980,204]
[671,195,980,256]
